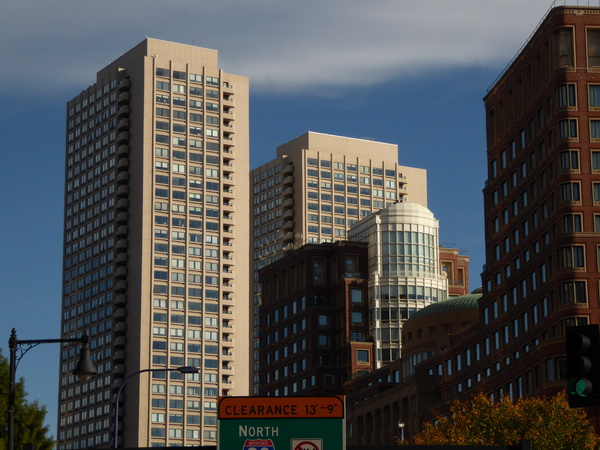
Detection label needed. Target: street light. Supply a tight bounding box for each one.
[8,328,97,450]
[398,420,405,442]
[113,366,199,448]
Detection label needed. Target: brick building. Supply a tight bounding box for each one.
[346,5,600,442]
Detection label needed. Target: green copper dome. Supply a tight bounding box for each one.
[409,293,481,320]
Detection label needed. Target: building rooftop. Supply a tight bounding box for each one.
[409,293,481,320]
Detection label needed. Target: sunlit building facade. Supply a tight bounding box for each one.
[58,38,249,448]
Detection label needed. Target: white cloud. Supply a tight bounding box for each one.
[2,0,555,95]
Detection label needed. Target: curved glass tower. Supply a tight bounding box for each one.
[348,201,447,367]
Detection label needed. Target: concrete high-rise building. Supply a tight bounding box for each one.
[250,132,428,392]
[58,38,249,448]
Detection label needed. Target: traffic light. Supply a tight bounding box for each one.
[565,324,600,407]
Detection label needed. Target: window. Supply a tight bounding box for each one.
[318,314,330,326]
[560,182,580,202]
[558,119,577,138]
[557,84,576,107]
[559,281,587,304]
[351,311,363,323]
[590,85,600,108]
[559,246,585,268]
[351,289,363,303]
[318,335,330,347]
[559,150,579,170]
[588,28,600,66]
[591,120,600,139]
[594,183,600,203]
[356,350,369,363]
[559,214,583,236]
[557,27,574,67]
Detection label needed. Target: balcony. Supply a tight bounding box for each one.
[116,212,128,224]
[223,176,235,188]
[114,308,126,320]
[117,118,129,131]
[114,294,127,307]
[116,158,129,171]
[117,132,129,144]
[113,336,126,349]
[283,175,294,187]
[114,322,126,335]
[115,267,127,280]
[283,164,293,176]
[116,239,128,251]
[222,82,234,94]
[117,145,129,158]
[116,172,128,185]
[118,78,130,91]
[116,225,128,238]
[113,350,126,363]
[115,280,127,293]
[117,105,129,117]
[116,186,128,198]
[283,198,293,209]
[117,92,130,104]
[116,198,128,211]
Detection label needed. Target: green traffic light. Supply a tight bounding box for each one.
[569,378,593,397]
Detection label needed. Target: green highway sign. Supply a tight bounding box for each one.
[218,396,345,450]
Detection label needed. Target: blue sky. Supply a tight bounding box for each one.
[0,0,557,439]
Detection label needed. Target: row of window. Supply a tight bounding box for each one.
[306,158,402,178]
[155,67,219,86]
[150,427,216,441]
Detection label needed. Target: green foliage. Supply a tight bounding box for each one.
[0,349,54,450]
[414,391,599,449]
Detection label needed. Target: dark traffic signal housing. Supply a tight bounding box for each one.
[566,324,600,408]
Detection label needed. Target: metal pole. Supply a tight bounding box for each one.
[113,368,154,449]
[8,329,17,450]
[7,328,95,450]
[113,366,198,448]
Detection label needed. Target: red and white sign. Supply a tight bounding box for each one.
[243,439,275,450]
[291,439,322,450]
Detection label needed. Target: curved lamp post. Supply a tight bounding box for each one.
[113,366,199,448]
[8,328,97,450]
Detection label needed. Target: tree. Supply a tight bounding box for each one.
[0,349,54,450]
[413,391,599,449]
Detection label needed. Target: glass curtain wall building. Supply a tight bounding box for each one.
[348,202,447,367]
[59,39,249,448]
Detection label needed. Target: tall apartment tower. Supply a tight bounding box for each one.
[250,131,428,392]
[59,39,249,448]
[482,5,600,412]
